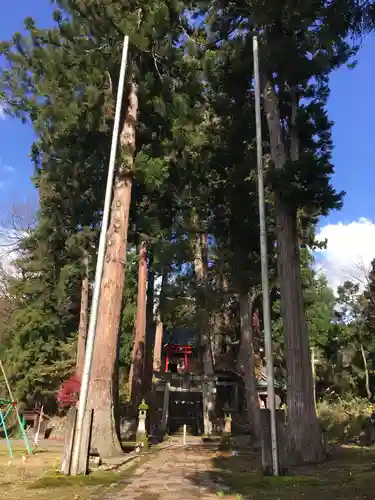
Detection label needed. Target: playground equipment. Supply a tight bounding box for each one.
[0,361,33,457]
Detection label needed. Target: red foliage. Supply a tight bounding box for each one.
[56,375,81,409]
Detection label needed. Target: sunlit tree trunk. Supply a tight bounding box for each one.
[87,80,138,458]
[193,229,214,434]
[263,79,323,463]
[153,269,167,372]
[129,240,148,410]
[143,249,155,396]
[76,250,89,379]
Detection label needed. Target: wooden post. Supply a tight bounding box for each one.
[77,409,93,475]
[0,361,32,455]
[161,381,170,433]
[34,406,44,446]
[61,408,77,475]
[183,424,186,445]
[233,385,239,411]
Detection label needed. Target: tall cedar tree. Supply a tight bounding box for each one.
[193,0,370,462]
[1,1,205,455]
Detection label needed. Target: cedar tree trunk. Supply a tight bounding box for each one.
[76,250,89,379]
[263,78,323,463]
[129,240,148,409]
[143,248,155,396]
[153,269,167,372]
[193,230,214,434]
[87,80,138,458]
[238,292,261,446]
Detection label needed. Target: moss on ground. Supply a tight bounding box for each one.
[209,445,375,499]
[0,443,149,500]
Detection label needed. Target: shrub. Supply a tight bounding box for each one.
[219,431,233,450]
[317,397,373,443]
[56,375,80,409]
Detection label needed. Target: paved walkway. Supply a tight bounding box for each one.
[102,442,233,500]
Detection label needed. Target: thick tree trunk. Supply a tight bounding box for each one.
[143,250,155,396]
[263,79,323,463]
[129,241,148,409]
[193,230,214,434]
[87,80,138,458]
[153,320,163,372]
[76,250,89,379]
[194,231,213,373]
[153,269,167,372]
[238,292,261,446]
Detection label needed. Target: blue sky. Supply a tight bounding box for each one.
[0,2,54,210]
[0,3,374,286]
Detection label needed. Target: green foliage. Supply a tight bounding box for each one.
[317,397,373,443]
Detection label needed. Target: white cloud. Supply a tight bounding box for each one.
[0,158,15,191]
[2,165,14,174]
[315,217,375,291]
[0,229,14,278]
[0,103,6,120]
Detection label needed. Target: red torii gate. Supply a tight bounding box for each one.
[164,344,193,372]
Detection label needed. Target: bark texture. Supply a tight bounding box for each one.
[129,240,148,409]
[76,250,89,379]
[143,250,155,395]
[193,230,214,434]
[238,292,261,446]
[87,81,138,458]
[153,269,167,372]
[263,79,323,463]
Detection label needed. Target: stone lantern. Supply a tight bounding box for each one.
[223,402,232,434]
[136,399,149,445]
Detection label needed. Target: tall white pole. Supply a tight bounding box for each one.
[70,35,130,475]
[252,35,279,476]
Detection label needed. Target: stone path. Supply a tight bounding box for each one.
[102,442,231,500]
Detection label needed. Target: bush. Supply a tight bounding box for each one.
[317,397,373,443]
[219,431,233,450]
[56,375,80,410]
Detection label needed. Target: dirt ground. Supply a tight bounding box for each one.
[2,440,375,500]
[0,443,143,500]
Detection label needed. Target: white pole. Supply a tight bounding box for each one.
[183,424,186,446]
[34,405,44,447]
[70,35,130,475]
[253,35,279,476]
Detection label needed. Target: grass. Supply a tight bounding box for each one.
[207,445,375,499]
[0,442,149,500]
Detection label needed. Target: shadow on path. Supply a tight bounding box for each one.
[187,445,375,499]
